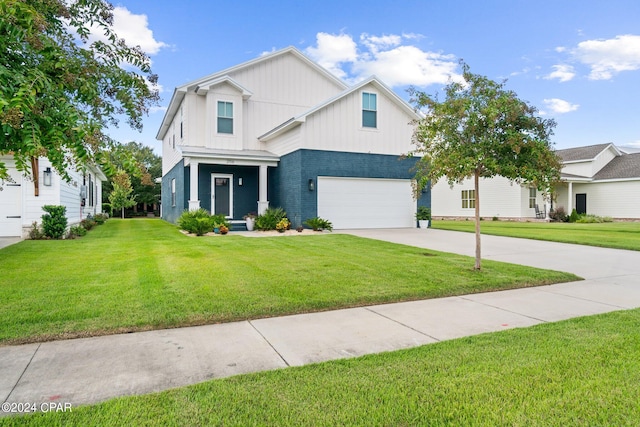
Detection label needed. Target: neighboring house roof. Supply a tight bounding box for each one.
[593,153,640,180]
[556,143,615,162]
[156,47,348,140]
[258,76,420,141]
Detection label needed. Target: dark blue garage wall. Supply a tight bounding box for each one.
[161,160,187,224]
[272,149,430,227]
[197,164,259,219]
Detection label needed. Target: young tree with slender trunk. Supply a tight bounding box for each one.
[410,62,562,270]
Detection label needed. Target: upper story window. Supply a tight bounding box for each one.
[180,107,183,139]
[362,92,377,128]
[217,101,233,134]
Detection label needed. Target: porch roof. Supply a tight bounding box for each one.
[179,146,280,167]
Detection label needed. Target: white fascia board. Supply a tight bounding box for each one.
[183,46,348,93]
[592,177,640,183]
[195,76,253,99]
[156,88,187,140]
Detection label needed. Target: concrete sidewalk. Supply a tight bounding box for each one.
[2,229,640,414]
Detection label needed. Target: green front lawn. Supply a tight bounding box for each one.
[7,308,639,426]
[434,220,640,251]
[0,219,578,344]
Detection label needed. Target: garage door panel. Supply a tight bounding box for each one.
[0,169,23,237]
[317,177,415,229]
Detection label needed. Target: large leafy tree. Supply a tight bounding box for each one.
[108,171,136,219]
[102,141,161,210]
[411,62,562,270]
[0,0,159,185]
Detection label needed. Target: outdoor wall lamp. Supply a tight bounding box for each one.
[308,178,315,191]
[238,177,243,186]
[43,167,52,186]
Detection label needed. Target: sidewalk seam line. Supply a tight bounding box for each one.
[3,343,41,404]
[536,288,628,309]
[248,321,290,367]
[458,297,549,323]
[364,307,441,342]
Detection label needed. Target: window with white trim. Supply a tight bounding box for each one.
[362,92,377,128]
[171,179,176,207]
[217,101,233,134]
[461,189,475,209]
[529,187,536,208]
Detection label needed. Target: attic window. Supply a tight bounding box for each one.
[362,92,377,128]
[217,101,233,134]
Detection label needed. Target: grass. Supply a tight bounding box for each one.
[433,219,640,251]
[5,307,639,426]
[0,219,578,345]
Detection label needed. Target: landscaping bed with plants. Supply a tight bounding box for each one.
[0,219,578,345]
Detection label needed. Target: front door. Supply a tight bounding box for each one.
[576,193,587,215]
[211,174,233,217]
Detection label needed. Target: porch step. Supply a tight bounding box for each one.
[229,219,248,231]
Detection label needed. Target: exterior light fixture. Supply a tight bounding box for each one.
[308,178,315,191]
[43,167,52,186]
[238,177,243,186]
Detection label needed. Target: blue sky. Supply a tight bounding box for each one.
[106,0,640,153]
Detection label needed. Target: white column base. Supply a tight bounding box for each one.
[188,200,201,211]
[257,200,269,215]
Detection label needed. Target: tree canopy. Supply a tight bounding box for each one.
[0,0,159,183]
[411,61,562,270]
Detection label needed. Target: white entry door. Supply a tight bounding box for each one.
[211,174,233,218]
[0,168,23,237]
[317,177,416,229]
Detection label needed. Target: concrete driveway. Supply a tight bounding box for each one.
[2,228,640,415]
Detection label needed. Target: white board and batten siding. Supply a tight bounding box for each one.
[432,176,543,219]
[318,177,416,229]
[0,159,23,237]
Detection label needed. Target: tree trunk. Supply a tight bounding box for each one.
[121,207,125,219]
[474,170,481,270]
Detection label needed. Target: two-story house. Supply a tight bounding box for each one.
[158,47,429,229]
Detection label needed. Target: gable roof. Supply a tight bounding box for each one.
[258,76,420,141]
[556,143,615,162]
[593,153,640,180]
[156,47,347,140]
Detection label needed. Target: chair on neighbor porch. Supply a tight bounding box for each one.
[535,204,546,219]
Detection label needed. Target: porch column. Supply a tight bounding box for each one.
[188,160,200,210]
[567,182,573,213]
[257,164,269,215]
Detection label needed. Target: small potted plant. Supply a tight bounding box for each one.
[416,206,431,228]
[219,224,229,235]
[243,213,256,231]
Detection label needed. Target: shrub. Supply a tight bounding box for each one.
[492,216,499,221]
[80,218,97,230]
[41,205,68,239]
[276,218,290,232]
[68,225,87,239]
[255,207,287,230]
[28,222,46,240]
[178,208,214,236]
[415,206,431,220]
[576,214,615,224]
[568,208,581,223]
[549,206,568,222]
[94,213,108,225]
[304,217,333,231]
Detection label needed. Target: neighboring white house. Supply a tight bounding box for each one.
[431,142,640,220]
[0,156,106,238]
[158,46,429,229]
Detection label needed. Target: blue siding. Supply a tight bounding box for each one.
[273,149,430,227]
[197,164,259,219]
[161,160,187,224]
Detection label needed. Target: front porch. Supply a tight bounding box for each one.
[183,147,279,219]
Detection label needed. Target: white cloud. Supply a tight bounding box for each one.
[305,32,460,87]
[110,7,168,56]
[544,64,575,82]
[542,98,579,114]
[573,34,640,80]
[305,33,358,80]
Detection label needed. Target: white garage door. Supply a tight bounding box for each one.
[317,177,416,229]
[0,168,22,237]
